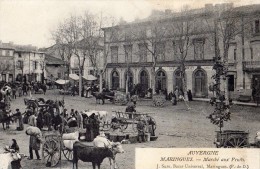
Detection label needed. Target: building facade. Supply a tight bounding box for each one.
[0,41,45,83]
[45,54,65,81]
[43,40,104,81]
[103,3,260,99]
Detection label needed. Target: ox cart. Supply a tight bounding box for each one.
[214,130,260,148]
[108,111,157,133]
[102,91,129,105]
[42,130,80,167]
[93,91,129,105]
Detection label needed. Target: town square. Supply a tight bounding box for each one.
[0,0,259,169]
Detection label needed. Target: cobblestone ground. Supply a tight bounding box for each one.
[0,89,259,169]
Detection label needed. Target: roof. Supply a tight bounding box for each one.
[0,41,40,53]
[45,54,65,65]
[102,3,260,30]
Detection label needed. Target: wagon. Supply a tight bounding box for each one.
[107,111,157,133]
[104,91,129,105]
[24,98,48,112]
[214,130,250,148]
[42,131,77,167]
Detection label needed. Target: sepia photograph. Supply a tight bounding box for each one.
[0,0,259,168]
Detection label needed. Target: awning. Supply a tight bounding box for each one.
[55,79,70,85]
[83,75,97,81]
[69,74,79,80]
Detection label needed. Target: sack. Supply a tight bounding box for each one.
[25,126,41,136]
[62,131,79,140]
[63,140,77,150]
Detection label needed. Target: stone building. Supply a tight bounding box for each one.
[45,54,65,81]
[43,39,104,81]
[0,41,45,83]
[102,3,260,99]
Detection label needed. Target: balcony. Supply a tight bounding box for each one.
[243,61,260,72]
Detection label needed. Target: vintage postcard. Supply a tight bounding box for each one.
[0,0,259,168]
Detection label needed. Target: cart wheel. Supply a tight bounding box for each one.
[43,139,60,167]
[63,148,73,161]
[102,121,111,131]
[120,119,128,131]
[224,136,249,148]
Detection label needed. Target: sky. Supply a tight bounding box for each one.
[0,0,259,48]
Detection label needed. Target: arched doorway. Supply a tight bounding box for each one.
[193,69,207,97]
[139,70,149,91]
[155,70,167,93]
[111,70,120,90]
[174,69,183,90]
[124,70,134,91]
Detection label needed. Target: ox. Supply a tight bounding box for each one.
[72,141,124,169]
[93,135,124,169]
[83,110,109,124]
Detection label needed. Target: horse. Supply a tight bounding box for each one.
[91,89,115,105]
[92,92,105,104]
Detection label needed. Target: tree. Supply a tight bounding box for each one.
[51,18,74,81]
[88,16,119,92]
[133,20,168,95]
[168,7,198,109]
[206,7,257,131]
[52,12,101,96]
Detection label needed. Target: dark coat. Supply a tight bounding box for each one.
[29,134,41,150]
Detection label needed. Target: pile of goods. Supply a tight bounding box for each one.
[62,131,79,150]
[25,126,42,136]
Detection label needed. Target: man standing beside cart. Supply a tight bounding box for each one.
[137,118,146,143]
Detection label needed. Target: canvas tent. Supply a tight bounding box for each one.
[83,75,97,81]
[69,74,79,81]
[55,79,70,85]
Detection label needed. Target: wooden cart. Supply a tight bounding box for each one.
[214,130,250,148]
[42,132,74,167]
[108,111,156,132]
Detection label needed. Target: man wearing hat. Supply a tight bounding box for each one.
[137,118,146,143]
[15,109,23,131]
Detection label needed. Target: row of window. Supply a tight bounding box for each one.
[0,49,13,56]
[110,40,205,63]
[0,74,13,82]
[16,60,39,70]
[111,69,208,96]
[232,47,254,61]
